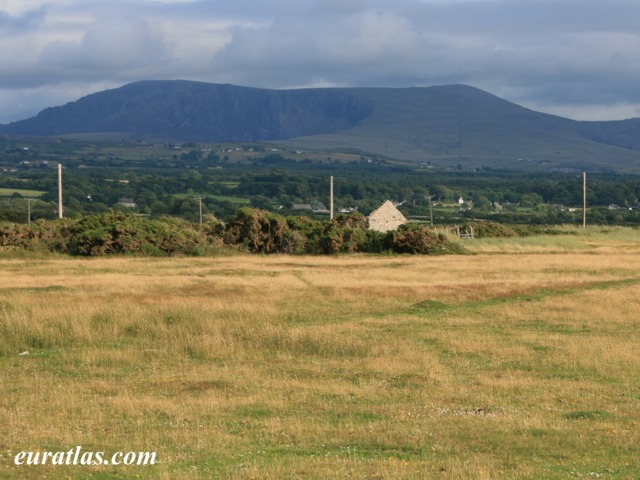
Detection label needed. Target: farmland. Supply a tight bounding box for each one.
[1,230,640,478]
[4,135,640,226]
[0,188,45,198]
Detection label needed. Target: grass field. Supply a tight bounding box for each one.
[209,195,251,205]
[1,234,640,478]
[171,193,251,205]
[0,188,46,197]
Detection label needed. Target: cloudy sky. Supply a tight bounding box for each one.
[1,0,639,124]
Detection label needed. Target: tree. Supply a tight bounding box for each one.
[474,195,492,211]
[226,208,305,254]
[432,185,454,203]
[521,193,544,207]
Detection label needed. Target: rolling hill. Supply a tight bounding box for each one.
[2,80,640,171]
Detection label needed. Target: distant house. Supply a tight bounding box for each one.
[291,203,313,211]
[367,201,407,232]
[339,207,358,214]
[118,197,136,208]
[311,202,328,213]
[291,202,329,213]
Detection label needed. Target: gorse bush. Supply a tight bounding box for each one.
[65,211,223,256]
[1,212,225,256]
[0,218,74,253]
[462,220,583,238]
[510,224,580,237]
[226,208,306,254]
[0,209,465,256]
[461,220,518,238]
[390,225,465,254]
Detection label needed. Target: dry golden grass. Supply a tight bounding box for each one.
[1,244,640,478]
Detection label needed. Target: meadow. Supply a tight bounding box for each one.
[1,230,639,479]
[0,188,45,198]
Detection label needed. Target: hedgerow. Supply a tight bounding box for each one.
[0,209,465,256]
[461,220,518,238]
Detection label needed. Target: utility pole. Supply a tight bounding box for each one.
[427,194,435,227]
[582,172,587,229]
[57,164,63,219]
[195,196,204,224]
[330,176,334,221]
[27,197,32,224]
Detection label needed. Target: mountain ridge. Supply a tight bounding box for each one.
[2,80,640,171]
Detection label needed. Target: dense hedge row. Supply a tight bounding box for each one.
[460,221,519,238]
[0,212,224,256]
[0,210,464,256]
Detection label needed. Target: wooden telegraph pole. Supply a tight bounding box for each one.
[427,194,435,227]
[195,196,204,224]
[330,176,334,221]
[57,164,63,219]
[582,172,587,229]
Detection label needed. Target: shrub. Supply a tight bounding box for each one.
[389,225,465,254]
[0,219,73,253]
[511,225,579,237]
[226,208,306,254]
[0,210,467,257]
[65,211,222,256]
[462,221,517,238]
[316,224,366,254]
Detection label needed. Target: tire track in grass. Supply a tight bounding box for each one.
[408,278,640,316]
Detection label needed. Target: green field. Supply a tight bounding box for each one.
[171,193,250,204]
[0,188,46,197]
[1,234,640,478]
[209,195,251,204]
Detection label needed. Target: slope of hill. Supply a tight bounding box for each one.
[280,85,640,171]
[2,80,640,171]
[0,81,373,142]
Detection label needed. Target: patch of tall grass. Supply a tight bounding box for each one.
[1,248,640,478]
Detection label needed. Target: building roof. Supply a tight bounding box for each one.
[367,200,407,232]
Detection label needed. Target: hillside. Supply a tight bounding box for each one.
[0,81,373,142]
[2,80,640,171]
[280,86,640,171]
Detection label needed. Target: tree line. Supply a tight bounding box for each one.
[4,154,640,224]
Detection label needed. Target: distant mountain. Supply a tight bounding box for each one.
[0,81,374,142]
[2,80,640,171]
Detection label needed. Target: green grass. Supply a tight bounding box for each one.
[170,193,251,204]
[209,195,251,204]
[463,226,640,253]
[1,249,640,478]
[212,181,240,188]
[0,188,46,197]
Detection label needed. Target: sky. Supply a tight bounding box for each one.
[1,0,639,124]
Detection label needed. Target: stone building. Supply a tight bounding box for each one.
[367,201,407,232]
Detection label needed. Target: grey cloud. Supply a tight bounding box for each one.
[0,8,45,32]
[212,8,429,87]
[39,16,171,79]
[1,0,640,123]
